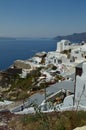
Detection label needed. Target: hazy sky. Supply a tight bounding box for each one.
[0,0,86,38]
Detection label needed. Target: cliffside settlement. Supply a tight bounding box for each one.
[0,40,86,113]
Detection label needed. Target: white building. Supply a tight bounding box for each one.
[56,40,71,52]
[71,44,86,61]
[30,57,42,64]
[57,62,86,111]
[75,62,86,108]
[45,51,67,65]
[71,48,82,59]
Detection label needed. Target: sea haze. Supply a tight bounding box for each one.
[0,39,57,70]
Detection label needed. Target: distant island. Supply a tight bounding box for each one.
[0,37,50,41]
[54,32,86,42]
[1,32,86,42]
[0,37,16,40]
[0,32,86,43]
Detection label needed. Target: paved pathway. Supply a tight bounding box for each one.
[11,80,74,112]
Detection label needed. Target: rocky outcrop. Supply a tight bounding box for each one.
[14,60,31,69]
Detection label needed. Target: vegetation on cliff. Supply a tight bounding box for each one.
[8,111,86,130]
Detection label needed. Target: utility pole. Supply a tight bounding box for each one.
[44,83,47,111]
[45,85,47,101]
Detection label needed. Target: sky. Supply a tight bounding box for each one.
[0,0,86,38]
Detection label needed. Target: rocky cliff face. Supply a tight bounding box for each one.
[14,60,31,69]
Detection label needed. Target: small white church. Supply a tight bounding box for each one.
[56,40,71,52]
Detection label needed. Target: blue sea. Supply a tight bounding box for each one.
[0,39,57,70]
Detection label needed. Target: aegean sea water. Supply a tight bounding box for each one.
[0,39,57,70]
